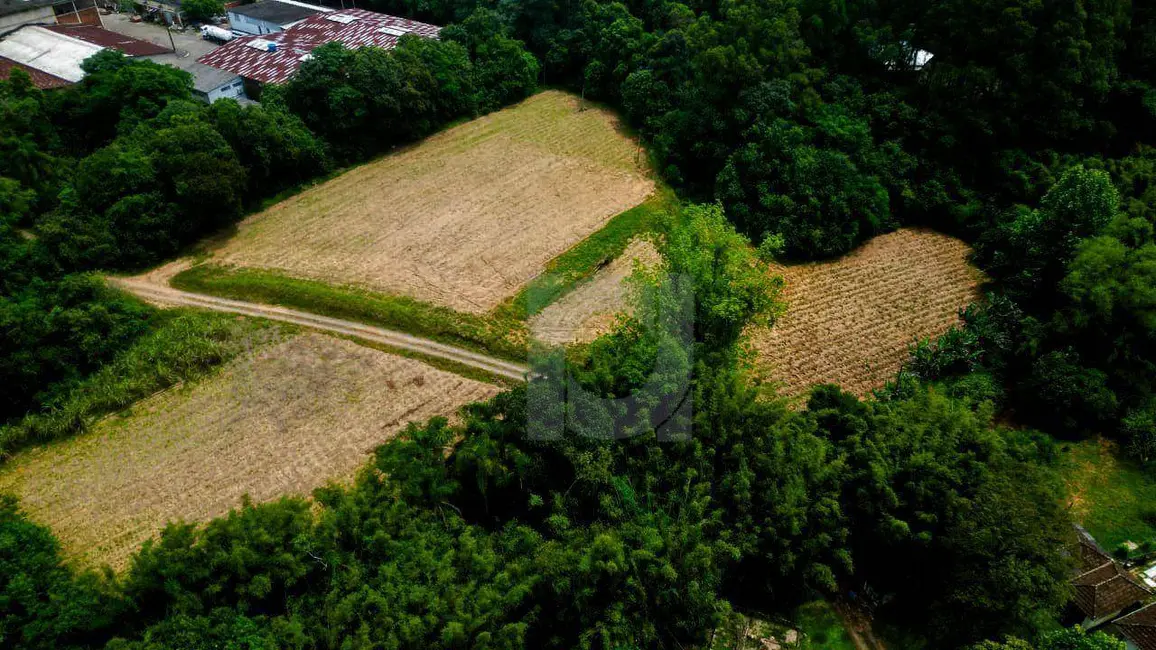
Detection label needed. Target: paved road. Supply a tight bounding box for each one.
[112,279,529,382]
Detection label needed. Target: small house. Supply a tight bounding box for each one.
[1070,531,1152,630]
[883,41,935,72]
[0,0,101,31]
[226,0,330,36]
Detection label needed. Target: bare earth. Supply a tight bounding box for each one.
[0,333,498,569]
[752,228,983,399]
[211,91,654,314]
[530,238,661,345]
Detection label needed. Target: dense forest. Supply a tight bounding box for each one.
[2,0,1155,648]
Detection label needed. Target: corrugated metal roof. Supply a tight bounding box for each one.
[43,24,171,56]
[186,60,240,93]
[0,26,103,83]
[198,8,439,84]
[0,54,71,89]
[227,0,329,26]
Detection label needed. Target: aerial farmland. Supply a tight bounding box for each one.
[0,331,498,568]
[210,90,654,314]
[753,228,983,399]
[0,87,991,574]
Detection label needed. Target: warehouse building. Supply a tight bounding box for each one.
[0,23,169,89]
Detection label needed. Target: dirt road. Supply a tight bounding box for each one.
[111,278,529,382]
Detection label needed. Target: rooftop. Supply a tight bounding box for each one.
[198,8,439,84]
[42,24,170,56]
[0,26,102,83]
[1072,560,1152,621]
[0,54,70,89]
[0,0,56,19]
[1077,529,1115,573]
[1117,602,1156,650]
[227,0,330,26]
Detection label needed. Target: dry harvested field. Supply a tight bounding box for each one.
[0,333,498,569]
[530,238,661,345]
[211,90,654,314]
[753,228,983,399]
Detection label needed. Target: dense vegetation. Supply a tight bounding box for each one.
[2,0,1156,648]
[0,209,1076,649]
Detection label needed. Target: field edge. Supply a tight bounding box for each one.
[170,187,676,361]
[170,265,529,362]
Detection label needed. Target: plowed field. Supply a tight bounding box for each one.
[753,228,983,399]
[0,333,498,569]
[212,91,654,314]
[530,238,661,345]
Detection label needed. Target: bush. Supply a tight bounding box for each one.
[0,312,272,460]
[180,0,223,23]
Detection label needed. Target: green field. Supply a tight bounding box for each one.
[1061,437,1156,551]
[794,602,858,650]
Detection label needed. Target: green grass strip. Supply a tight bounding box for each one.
[171,266,528,362]
[171,187,675,363]
[499,185,678,320]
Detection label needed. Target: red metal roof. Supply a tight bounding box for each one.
[0,55,71,89]
[197,8,440,84]
[43,24,171,57]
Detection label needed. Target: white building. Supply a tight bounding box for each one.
[192,62,246,102]
[226,0,330,36]
[0,25,102,82]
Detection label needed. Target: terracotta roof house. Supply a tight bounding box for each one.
[1076,528,1116,573]
[1072,558,1152,629]
[0,25,102,82]
[198,8,439,85]
[1117,603,1156,650]
[0,23,172,88]
[0,0,101,31]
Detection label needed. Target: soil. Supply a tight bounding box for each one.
[0,333,499,570]
[530,237,661,345]
[752,228,983,399]
[209,91,654,314]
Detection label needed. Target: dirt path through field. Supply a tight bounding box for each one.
[111,277,528,382]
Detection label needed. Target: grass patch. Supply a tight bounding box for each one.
[501,185,677,320]
[171,266,527,362]
[1060,437,1156,551]
[0,311,280,462]
[794,601,857,650]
